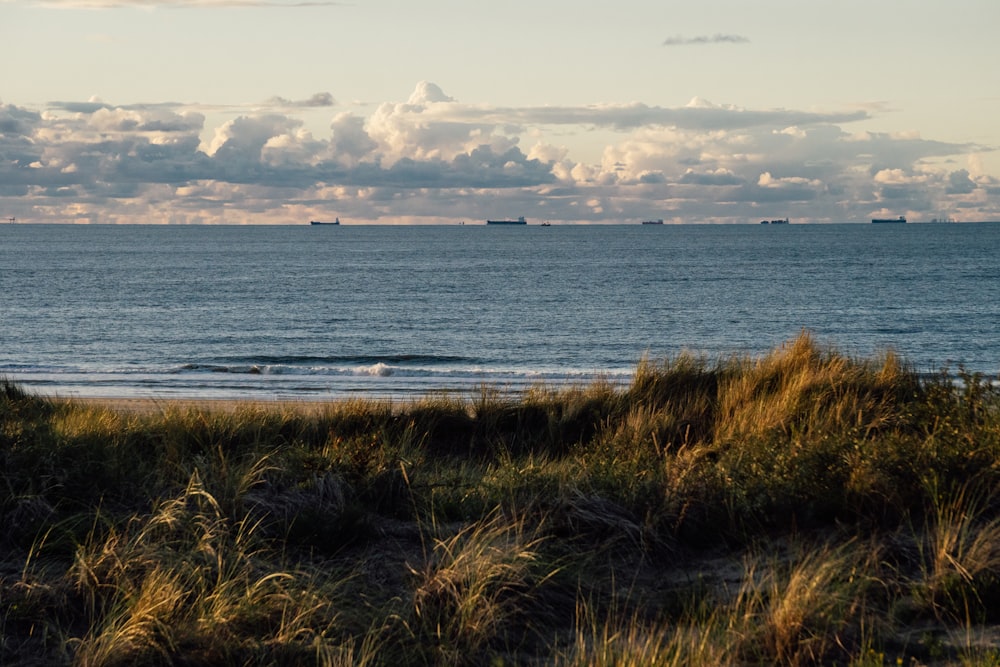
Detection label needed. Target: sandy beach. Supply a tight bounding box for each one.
[56,396,353,415]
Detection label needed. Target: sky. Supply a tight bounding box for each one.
[1,0,999,224]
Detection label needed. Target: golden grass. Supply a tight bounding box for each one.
[405,509,552,664]
[2,333,1000,665]
[730,540,874,665]
[914,480,1000,621]
[716,332,914,443]
[66,471,344,665]
[553,598,733,667]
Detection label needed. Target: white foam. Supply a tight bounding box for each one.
[359,362,394,377]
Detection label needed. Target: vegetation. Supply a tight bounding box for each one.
[2,333,1000,665]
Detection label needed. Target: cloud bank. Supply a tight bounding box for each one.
[1,82,996,224]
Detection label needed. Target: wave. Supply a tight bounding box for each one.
[201,354,477,366]
[172,360,622,382]
[175,353,519,380]
[174,362,451,377]
[8,362,632,402]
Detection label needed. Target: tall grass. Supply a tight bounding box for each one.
[728,540,874,665]
[67,470,345,665]
[554,602,731,667]
[402,509,552,665]
[911,480,1000,623]
[2,333,1000,665]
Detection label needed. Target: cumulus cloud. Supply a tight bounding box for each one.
[327,112,378,164]
[946,169,977,195]
[87,107,205,133]
[0,103,42,136]
[2,81,997,225]
[679,168,744,186]
[408,81,454,105]
[663,34,750,46]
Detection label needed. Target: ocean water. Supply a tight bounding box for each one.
[1,222,998,401]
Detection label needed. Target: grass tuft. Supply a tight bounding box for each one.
[403,509,551,664]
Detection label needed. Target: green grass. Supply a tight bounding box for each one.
[2,333,1000,665]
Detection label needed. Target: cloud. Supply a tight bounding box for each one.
[0,104,42,136]
[264,93,336,108]
[678,168,744,186]
[946,169,977,195]
[662,34,750,46]
[2,82,997,225]
[88,107,205,133]
[442,99,869,132]
[327,112,378,164]
[408,81,454,105]
[50,99,206,114]
[49,100,114,113]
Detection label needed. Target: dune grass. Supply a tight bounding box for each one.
[2,333,1000,665]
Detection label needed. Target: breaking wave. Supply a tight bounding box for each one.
[8,357,631,401]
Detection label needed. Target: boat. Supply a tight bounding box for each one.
[641,219,664,225]
[872,216,906,224]
[540,221,551,226]
[760,218,789,224]
[310,218,340,225]
[486,216,527,225]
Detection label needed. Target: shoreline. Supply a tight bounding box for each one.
[55,395,378,415]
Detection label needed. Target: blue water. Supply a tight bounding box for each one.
[1,223,998,400]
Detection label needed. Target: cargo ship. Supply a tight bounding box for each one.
[310,218,340,225]
[760,218,789,224]
[641,219,664,225]
[486,216,527,225]
[872,216,906,224]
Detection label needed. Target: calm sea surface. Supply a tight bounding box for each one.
[1,223,998,400]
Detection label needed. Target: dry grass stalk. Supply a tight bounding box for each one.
[916,481,1000,619]
[407,509,548,664]
[728,540,870,665]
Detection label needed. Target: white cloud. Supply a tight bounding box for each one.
[326,112,377,165]
[873,169,918,185]
[87,107,204,133]
[1,82,997,225]
[407,81,454,105]
[758,172,820,188]
[207,114,301,159]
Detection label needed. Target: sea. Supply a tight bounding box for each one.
[1,222,998,402]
